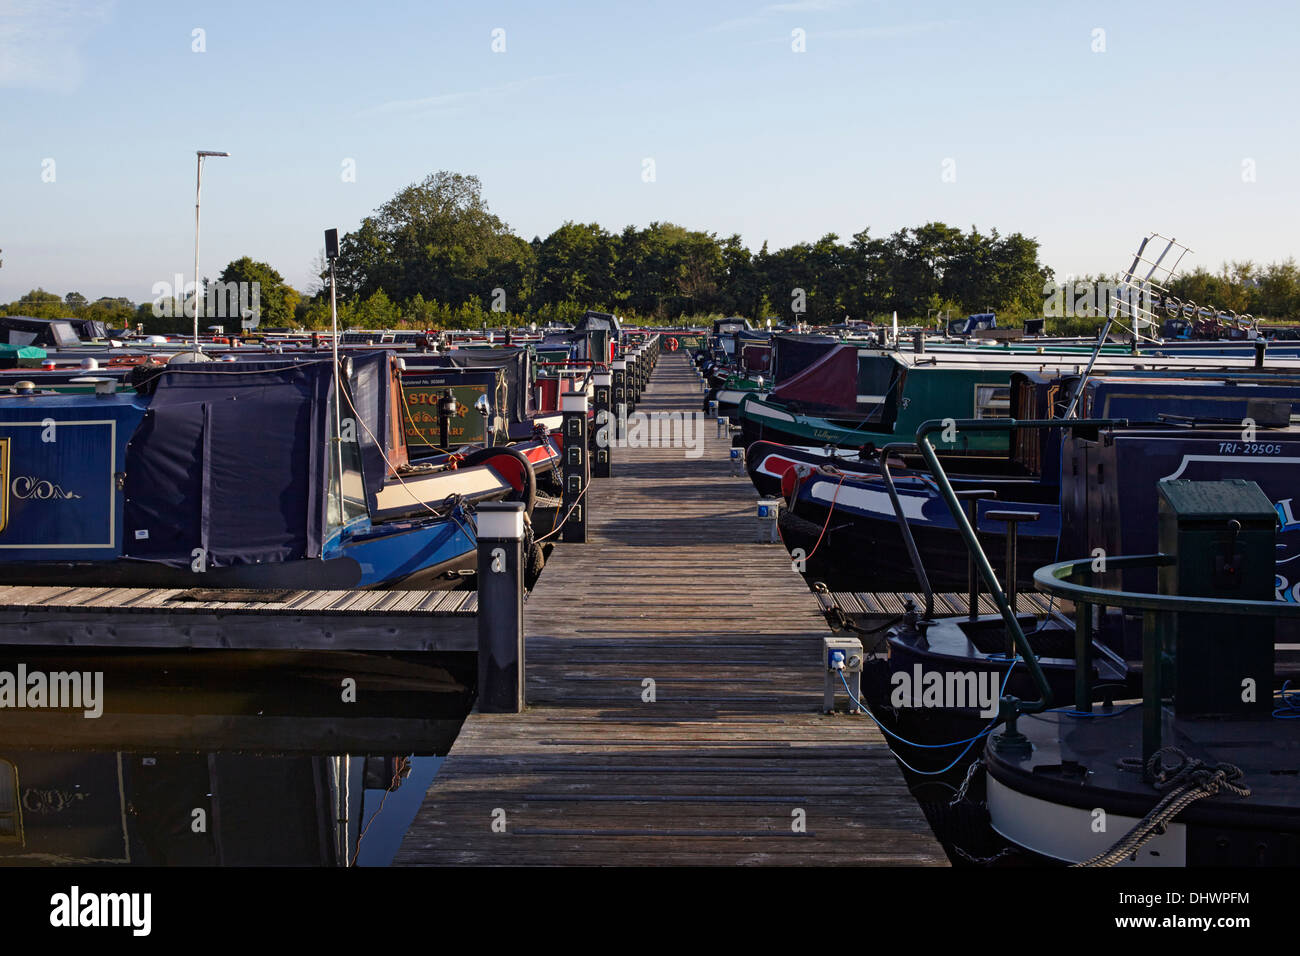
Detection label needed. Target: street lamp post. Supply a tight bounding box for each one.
[193,150,230,357]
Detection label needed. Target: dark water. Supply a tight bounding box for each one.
[0,648,474,866]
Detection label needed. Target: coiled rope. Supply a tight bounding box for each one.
[1073,747,1250,867]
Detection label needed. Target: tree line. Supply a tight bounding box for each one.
[5,170,1299,332]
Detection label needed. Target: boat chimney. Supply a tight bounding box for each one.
[1255,340,1266,368]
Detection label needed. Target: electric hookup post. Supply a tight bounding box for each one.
[612,360,628,441]
[476,501,526,713]
[561,391,589,543]
[592,371,612,478]
[757,498,782,543]
[823,636,864,715]
[626,349,640,412]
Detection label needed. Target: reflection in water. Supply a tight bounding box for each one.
[0,648,473,866]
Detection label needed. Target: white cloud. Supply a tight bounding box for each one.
[0,0,112,93]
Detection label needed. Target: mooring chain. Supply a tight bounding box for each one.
[1074,747,1250,867]
[949,758,984,808]
[951,843,1018,866]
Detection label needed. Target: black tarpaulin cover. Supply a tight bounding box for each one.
[123,361,331,567]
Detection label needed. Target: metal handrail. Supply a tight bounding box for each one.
[1033,549,1296,769]
[1034,553,1300,618]
[913,417,1129,715]
[878,443,934,620]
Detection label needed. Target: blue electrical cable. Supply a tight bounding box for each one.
[835,663,1017,776]
[1273,680,1300,718]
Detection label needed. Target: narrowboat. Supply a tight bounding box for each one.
[0,353,550,590]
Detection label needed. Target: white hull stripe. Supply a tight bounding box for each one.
[987,774,1186,866]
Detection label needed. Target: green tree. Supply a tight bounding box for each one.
[6,288,63,318]
[336,171,533,312]
[217,257,301,328]
[533,222,618,310]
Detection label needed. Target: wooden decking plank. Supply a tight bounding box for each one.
[395,351,946,867]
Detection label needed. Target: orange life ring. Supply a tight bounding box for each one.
[667,337,679,351]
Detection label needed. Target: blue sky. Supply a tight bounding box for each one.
[1,0,1296,303]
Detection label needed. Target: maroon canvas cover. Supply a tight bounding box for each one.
[770,344,857,410]
[742,345,771,373]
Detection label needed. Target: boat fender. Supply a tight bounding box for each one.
[459,445,538,514]
[781,463,813,503]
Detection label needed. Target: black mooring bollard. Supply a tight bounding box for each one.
[476,501,526,713]
[592,370,612,478]
[561,391,589,543]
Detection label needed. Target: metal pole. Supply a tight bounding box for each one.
[193,155,203,355]
[329,258,345,522]
[915,427,1053,712]
[913,417,1129,714]
[878,443,934,620]
[192,150,229,357]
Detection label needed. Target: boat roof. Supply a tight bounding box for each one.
[881,347,1300,373]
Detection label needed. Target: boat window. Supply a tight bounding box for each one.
[0,758,21,844]
[327,393,370,530]
[974,383,1011,419]
[856,356,898,404]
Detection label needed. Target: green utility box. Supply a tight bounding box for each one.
[1157,479,1276,717]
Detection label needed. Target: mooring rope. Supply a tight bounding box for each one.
[535,481,589,543]
[804,471,847,561]
[1073,747,1250,867]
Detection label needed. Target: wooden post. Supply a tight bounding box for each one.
[592,371,612,478]
[561,391,589,543]
[476,501,525,713]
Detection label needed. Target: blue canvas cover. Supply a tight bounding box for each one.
[123,361,331,568]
